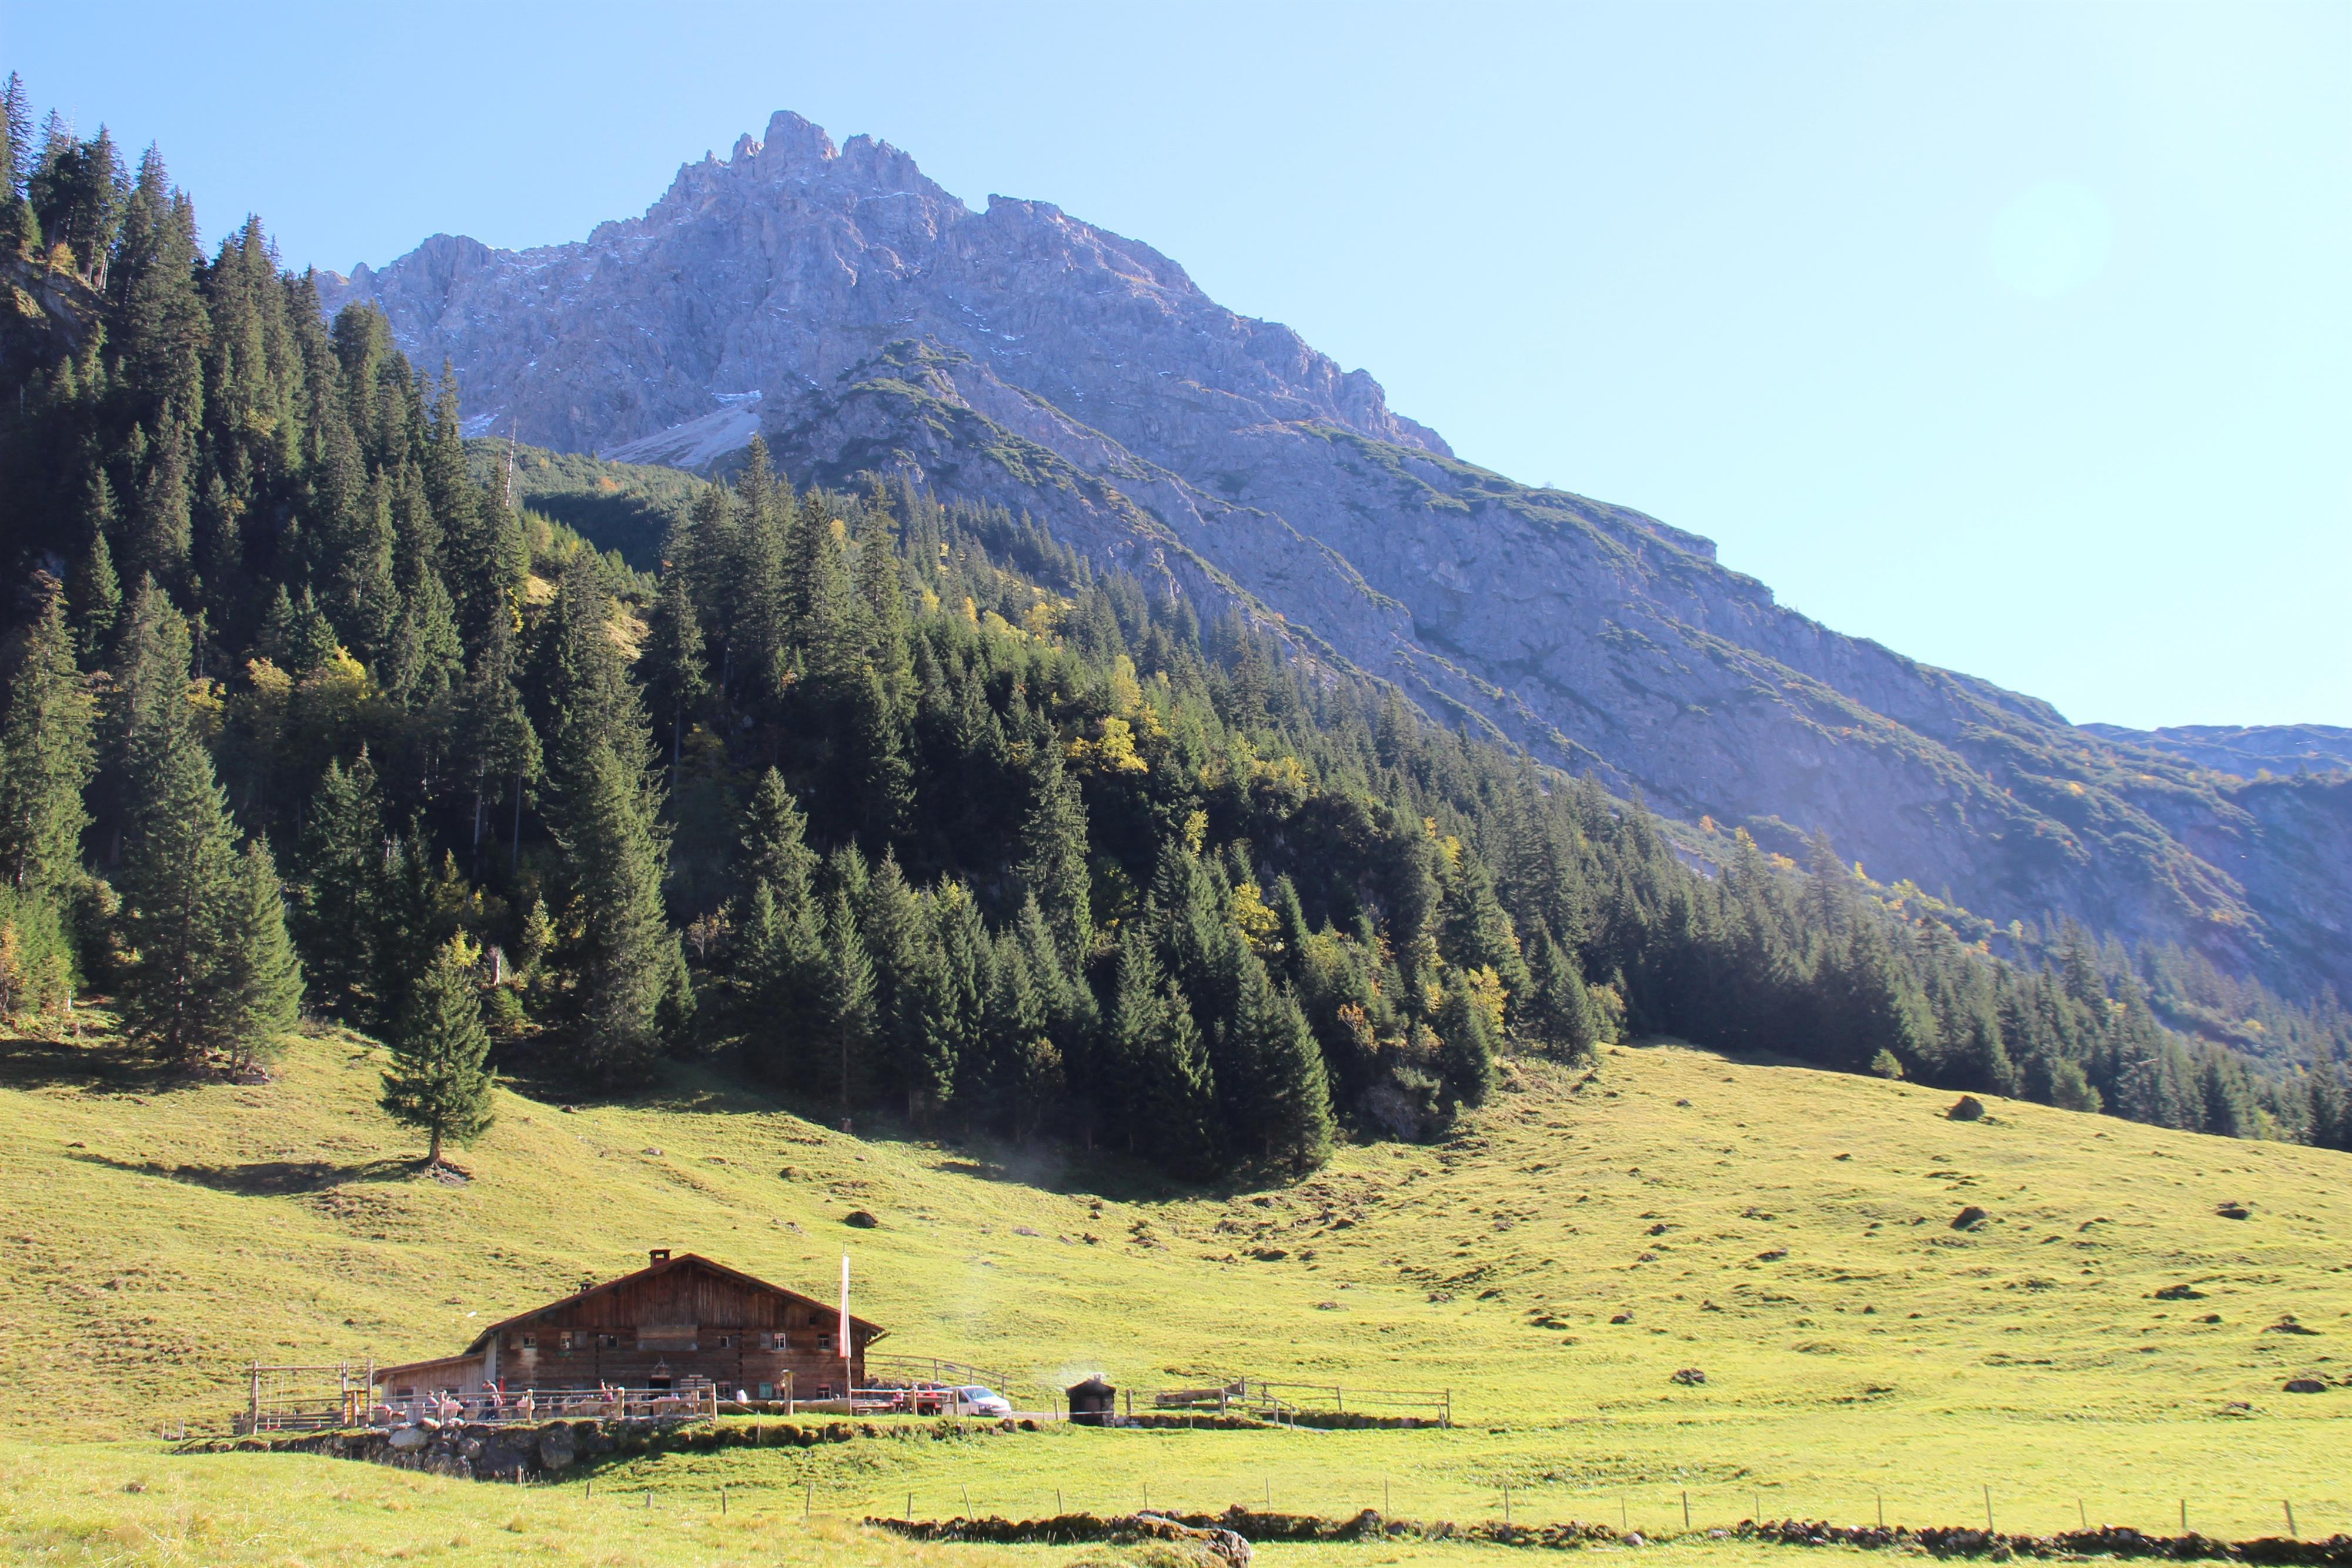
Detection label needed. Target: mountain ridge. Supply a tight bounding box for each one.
[315,111,2350,1001]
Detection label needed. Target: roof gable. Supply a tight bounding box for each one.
[459,1253,886,1355]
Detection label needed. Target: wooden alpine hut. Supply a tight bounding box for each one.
[373,1249,884,1411]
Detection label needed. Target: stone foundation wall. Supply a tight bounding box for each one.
[181,1414,1043,1482]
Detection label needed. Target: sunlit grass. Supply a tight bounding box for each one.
[2,1022,2346,1563]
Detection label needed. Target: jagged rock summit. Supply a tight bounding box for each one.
[321,111,1444,465]
[316,112,2350,998]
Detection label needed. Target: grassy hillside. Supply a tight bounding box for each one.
[3,1019,2347,1558]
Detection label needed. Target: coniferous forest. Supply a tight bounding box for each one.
[4,77,2349,1176]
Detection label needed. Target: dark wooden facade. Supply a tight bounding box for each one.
[375,1251,884,1403]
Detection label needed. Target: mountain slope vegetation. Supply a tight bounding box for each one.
[0,72,2348,1171]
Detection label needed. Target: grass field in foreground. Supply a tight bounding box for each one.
[2,1018,2347,1562]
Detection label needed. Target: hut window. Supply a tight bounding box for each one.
[521,1333,536,1349]
[816,1333,834,1353]
[716,1334,732,1349]
[393,1386,413,1399]
[817,1383,834,1400]
[599,1333,620,1350]
[757,1382,774,1400]
[762,1330,786,1350]
[557,1331,574,1352]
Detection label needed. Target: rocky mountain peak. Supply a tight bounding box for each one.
[315,109,2350,999]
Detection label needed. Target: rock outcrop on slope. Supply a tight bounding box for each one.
[317,112,2349,999]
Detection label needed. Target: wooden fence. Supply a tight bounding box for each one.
[235,1360,376,1435]
[1148,1376,1451,1426]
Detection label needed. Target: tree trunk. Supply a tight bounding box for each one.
[428,1125,443,1167]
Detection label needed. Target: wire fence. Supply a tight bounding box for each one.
[538,1476,2348,1544]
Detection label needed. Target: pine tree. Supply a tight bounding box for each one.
[734,770,824,1083]
[1525,929,1598,1061]
[68,472,121,659]
[1017,736,1091,965]
[380,935,496,1166]
[1216,940,1335,1167]
[1435,968,1499,1117]
[556,740,678,1083]
[456,597,538,865]
[214,837,303,1071]
[294,751,389,1024]
[818,881,876,1123]
[858,849,934,1113]
[112,591,242,1065]
[537,559,680,1079]
[644,569,709,786]
[129,424,195,596]
[0,580,96,901]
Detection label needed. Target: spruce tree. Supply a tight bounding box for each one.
[1225,945,1335,1167]
[129,425,195,598]
[818,881,876,1122]
[1435,968,1499,1117]
[214,837,303,1071]
[1525,929,1598,1061]
[1142,981,1217,1170]
[556,741,677,1082]
[1017,737,1091,965]
[456,598,538,864]
[69,473,121,658]
[0,580,96,901]
[112,594,243,1065]
[380,935,496,1166]
[858,849,933,1112]
[293,751,389,1024]
[644,569,709,785]
[735,770,825,1082]
[539,560,680,1080]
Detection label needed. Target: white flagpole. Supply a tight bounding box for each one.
[839,1252,851,1379]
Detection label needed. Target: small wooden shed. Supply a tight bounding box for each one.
[1066,1374,1117,1425]
[375,1250,884,1406]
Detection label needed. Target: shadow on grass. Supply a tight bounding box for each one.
[66,1150,423,1195]
[0,1030,182,1095]
[492,1046,1290,1204]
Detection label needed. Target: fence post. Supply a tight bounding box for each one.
[2285,1502,2297,1539]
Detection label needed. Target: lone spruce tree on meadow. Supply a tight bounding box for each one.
[381,935,496,1167]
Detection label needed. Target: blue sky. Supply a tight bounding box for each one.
[10,1,2346,728]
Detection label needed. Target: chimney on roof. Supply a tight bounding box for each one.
[649,1248,670,1265]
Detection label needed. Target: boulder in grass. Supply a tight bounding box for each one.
[537,1423,577,1470]
[2283,1378,2327,1395]
[2216,1201,2252,1220]
[1671,1368,1707,1386]
[844,1209,880,1228]
[1131,1513,1254,1568]
[1951,1206,1990,1230]
[1947,1096,1986,1122]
